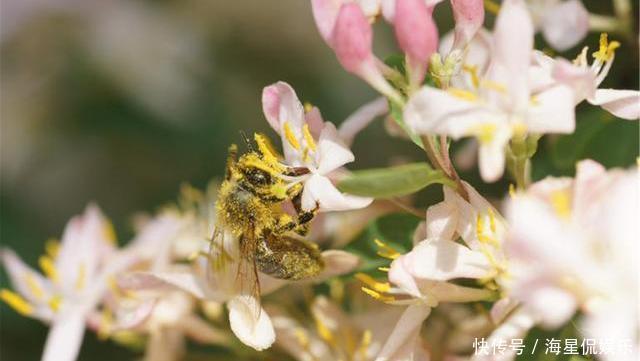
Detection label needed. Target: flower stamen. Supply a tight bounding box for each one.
[0,289,33,316]
[38,255,59,284]
[283,122,301,150]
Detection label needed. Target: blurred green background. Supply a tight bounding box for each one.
[1,0,637,360]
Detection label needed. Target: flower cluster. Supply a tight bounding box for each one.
[2,1,638,361]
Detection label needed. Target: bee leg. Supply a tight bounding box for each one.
[225,144,238,180]
[274,202,319,235]
[283,166,310,177]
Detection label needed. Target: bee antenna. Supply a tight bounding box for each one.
[239,131,255,152]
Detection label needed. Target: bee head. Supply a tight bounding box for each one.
[237,153,289,201]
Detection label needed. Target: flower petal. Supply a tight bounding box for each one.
[331,3,374,74]
[425,201,457,240]
[399,238,493,281]
[471,308,536,361]
[56,204,115,292]
[42,311,87,361]
[375,305,431,361]
[451,0,485,50]
[315,122,355,174]
[527,84,576,134]
[478,129,509,182]
[489,0,533,109]
[227,295,275,351]
[338,97,388,146]
[301,174,373,212]
[316,250,360,279]
[541,0,589,51]
[311,0,341,44]
[405,86,496,138]
[0,248,53,306]
[589,89,640,120]
[119,271,216,301]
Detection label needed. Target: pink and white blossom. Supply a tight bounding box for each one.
[405,0,575,182]
[1,205,139,361]
[531,34,640,120]
[505,160,639,361]
[527,0,589,51]
[262,81,373,212]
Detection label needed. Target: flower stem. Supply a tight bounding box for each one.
[421,135,469,201]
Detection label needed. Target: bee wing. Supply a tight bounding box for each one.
[235,234,262,319]
[207,227,262,319]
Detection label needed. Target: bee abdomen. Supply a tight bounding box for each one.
[255,235,324,280]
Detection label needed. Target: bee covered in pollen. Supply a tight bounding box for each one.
[210,132,325,312]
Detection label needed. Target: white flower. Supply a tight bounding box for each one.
[359,183,504,360]
[405,0,575,182]
[531,34,640,120]
[1,204,138,361]
[269,295,405,361]
[262,81,373,211]
[91,207,228,361]
[504,159,639,361]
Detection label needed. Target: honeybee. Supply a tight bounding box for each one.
[210,133,324,310]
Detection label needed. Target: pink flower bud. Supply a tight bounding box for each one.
[451,0,485,49]
[394,0,439,66]
[331,3,374,74]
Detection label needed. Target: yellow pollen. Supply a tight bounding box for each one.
[103,220,117,246]
[480,79,507,93]
[24,274,45,300]
[180,183,203,203]
[283,122,301,150]
[329,278,345,304]
[529,95,540,106]
[448,88,478,102]
[574,47,589,65]
[302,147,310,163]
[45,239,60,259]
[483,0,500,15]
[550,190,571,219]
[254,133,283,168]
[512,122,528,139]
[0,289,33,316]
[471,123,497,145]
[75,263,86,290]
[374,239,400,260]
[109,277,121,296]
[48,295,62,312]
[303,102,314,113]
[361,287,395,303]
[476,215,499,246]
[487,208,497,234]
[315,317,333,343]
[98,308,113,340]
[462,64,480,89]
[359,329,372,358]
[508,184,517,198]
[378,266,390,272]
[294,328,310,348]
[244,159,278,176]
[593,33,620,62]
[38,256,59,284]
[355,273,391,293]
[302,124,317,152]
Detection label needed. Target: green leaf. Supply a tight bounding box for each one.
[337,162,453,198]
[383,54,406,75]
[389,100,425,149]
[343,213,422,275]
[550,109,639,172]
